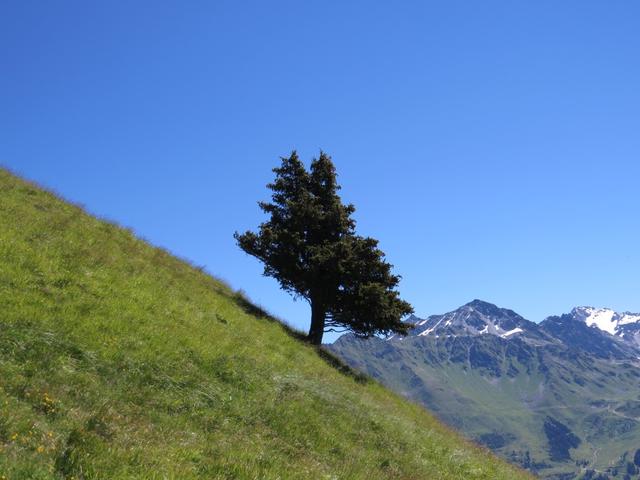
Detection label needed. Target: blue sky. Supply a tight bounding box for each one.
[2,1,639,340]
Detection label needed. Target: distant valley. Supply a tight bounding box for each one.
[330,300,640,480]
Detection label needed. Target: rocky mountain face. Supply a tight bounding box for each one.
[540,312,639,360]
[390,300,551,344]
[563,306,640,349]
[329,300,640,480]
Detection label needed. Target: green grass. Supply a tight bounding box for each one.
[0,169,532,479]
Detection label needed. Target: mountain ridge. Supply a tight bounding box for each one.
[330,300,640,479]
[389,300,640,355]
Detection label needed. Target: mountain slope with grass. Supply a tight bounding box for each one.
[0,169,531,480]
[330,301,640,480]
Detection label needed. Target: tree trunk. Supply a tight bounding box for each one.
[308,300,326,345]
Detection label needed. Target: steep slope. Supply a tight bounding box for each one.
[0,169,531,480]
[330,301,640,480]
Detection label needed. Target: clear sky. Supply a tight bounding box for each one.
[2,1,639,340]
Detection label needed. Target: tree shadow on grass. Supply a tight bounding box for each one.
[315,346,370,384]
[230,290,370,384]
[231,290,307,341]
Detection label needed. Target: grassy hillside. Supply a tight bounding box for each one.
[0,169,532,480]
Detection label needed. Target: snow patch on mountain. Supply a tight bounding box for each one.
[406,300,529,341]
[501,327,523,338]
[572,306,640,336]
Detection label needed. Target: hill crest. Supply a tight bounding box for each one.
[0,169,530,479]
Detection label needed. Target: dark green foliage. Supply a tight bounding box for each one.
[477,432,516,449]
[543,417,581,462]
[580,471,610,480]
[235,151,413,344]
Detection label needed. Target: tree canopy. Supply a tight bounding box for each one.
[235,151,413,345]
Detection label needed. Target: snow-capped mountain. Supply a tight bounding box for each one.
[570,306,640,346]
[389,301,640,352]
[392,299,549,344]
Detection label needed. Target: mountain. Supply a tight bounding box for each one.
[0,169,531,479]
[562,306,640,349]
[540,310,640,360]
[330,300,640,480]
[393,300,555,346]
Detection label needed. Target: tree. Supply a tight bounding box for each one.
[234,151,413,345]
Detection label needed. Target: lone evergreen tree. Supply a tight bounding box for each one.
[235,151,413,345]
